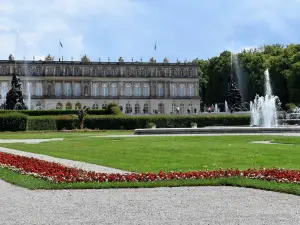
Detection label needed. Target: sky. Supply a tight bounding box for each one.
[1,0,300,62]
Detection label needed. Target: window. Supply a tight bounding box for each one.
[27,67,32,75]
[92,83,99,96]
[101,83,108,96]
[74,67,79,76]
[134,103,140,114]
[91,68,96,76]
[73,83,81,97]
[180,103,185,114]
[56,67,61,76]
[179,84,185,97]
[112,69,116,76]
[111,83,117,96]
[126,68,130,76]
[56,102,63,110]
[75,102,82,110]
[35,82,43,96]
[64,83,71,96]
[55,83,62,97]
[102,68,107,76]
[66,102,72,109]
[156,83,164,97]
[143,103,149,114]
[188,84,195,97]
[171,69,175,76]
[143,83,150,97]
[125,102,132,113]
[180,70,184,76]
[92,102,99,109]
[188,70,192,76]
[158,103,164,114]
[133,83,141,96]
[170,84,177,97]
[65,68,69,75]
[36,67,41,75]
[136,69,139,76]
[124,83,132,97]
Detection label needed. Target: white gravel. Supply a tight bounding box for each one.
[0,179,300,225]
[0,138,64,144]
[0,147,129,174]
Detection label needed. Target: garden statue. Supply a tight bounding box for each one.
[77,106,89,129]
[5,68,27,110]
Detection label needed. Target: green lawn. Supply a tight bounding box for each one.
[1,133,300,173]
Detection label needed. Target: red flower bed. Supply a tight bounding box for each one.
[1,152,300,184]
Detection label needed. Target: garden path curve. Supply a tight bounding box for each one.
[0,179,300,225]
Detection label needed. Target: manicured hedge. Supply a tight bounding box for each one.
[25,114,250,131]
[27,116,57,131]
[0,113,28,131]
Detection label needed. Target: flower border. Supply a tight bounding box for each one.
[1,152,300,184]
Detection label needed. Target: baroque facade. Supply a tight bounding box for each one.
[0,56,200,114]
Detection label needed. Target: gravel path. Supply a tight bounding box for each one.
[1,179,300,225]
[0,147,129,174]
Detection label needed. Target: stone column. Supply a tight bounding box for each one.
[62,81,65,96]
[89,81,92,96]
[164,81,168,97]
[72,81,75,97]
[81,81,84,96]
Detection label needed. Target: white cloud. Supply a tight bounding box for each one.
[0,0,143,60]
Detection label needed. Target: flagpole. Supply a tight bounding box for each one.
[59,38,61,61]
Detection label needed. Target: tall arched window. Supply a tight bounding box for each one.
[133,83,141,97]
[55,83,62,97]
[35,82,43,96]
[56,102,63,109]
[180,103,185,114]
[75,102,82,109]
[124,83,132,97]
[125,102,132,113]
[73,83,81,97]
[158,103,164,114]
[91,83,99,96]
[170,84,177,97]
[47,84,52,96]
[143,102,149,114]
[101,83,108,96]
[156,83,164,97]
[134,103,140,114]
[179,84,185,97]
[66,102,72,109]
[143,83,150,97]
[188,84,195,97]
[64,83,71,96]
[111,83,117,96]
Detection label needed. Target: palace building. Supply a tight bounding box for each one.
[0,55,201,114]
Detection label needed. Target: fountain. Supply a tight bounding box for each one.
[250,69,279,127]
[225,100,229,113]
[26,82,31,110]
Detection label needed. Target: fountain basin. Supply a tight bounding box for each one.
[134,126,300,135]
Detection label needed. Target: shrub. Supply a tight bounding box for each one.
[285,103,297,111]
[0,109,114,116]
[56,115,78,130]
[0,112,28,131]
[27,116,57,131]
